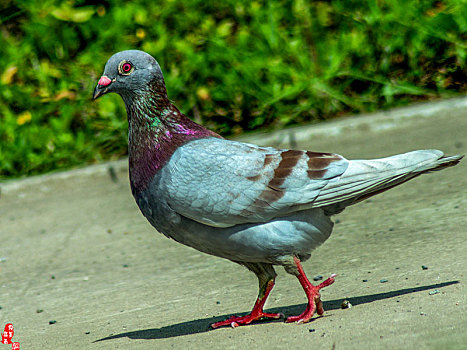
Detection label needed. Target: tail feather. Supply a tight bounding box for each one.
[352,154,464,203]
[317,150,463,214]
[424,154,464,172]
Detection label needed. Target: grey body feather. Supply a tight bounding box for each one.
[134,137,462,264]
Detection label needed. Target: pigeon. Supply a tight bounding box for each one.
[93,50,463,328]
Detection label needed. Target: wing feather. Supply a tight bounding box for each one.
[161,138,348,227]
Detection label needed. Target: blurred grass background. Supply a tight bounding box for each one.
[0,0,466,178]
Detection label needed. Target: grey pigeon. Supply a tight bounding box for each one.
[93,50,463,328]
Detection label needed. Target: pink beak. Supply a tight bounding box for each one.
[93,76,113,99]
[98,76,112,86]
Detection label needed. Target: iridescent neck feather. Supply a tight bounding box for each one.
[124,83,220,194]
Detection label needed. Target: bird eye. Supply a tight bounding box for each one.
[118,61,134,75]
[122,63,132,72]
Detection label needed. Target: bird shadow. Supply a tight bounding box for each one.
[95,280,457,342]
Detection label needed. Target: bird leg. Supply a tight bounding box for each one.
[285,256,336,323]
[211,264,283,328]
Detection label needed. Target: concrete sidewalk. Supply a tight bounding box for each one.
[1,97,466,349]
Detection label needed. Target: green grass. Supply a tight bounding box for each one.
[0,0,465,178]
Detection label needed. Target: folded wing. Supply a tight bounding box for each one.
[163,138,347,227]
[162,138,462,227]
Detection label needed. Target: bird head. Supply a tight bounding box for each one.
[93,50,166,101]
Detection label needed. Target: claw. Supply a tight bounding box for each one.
[285,258,336,323]
[211,264,336,328]
[211,311,284,329]
[211,278,283,329]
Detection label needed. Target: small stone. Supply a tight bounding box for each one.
[49,320,57,325]
[341,300,352,309]
[362,279,368,282]
[429,290,440,295]
[85,331,90,335]
[313,275,323,281]
[380,279,388,283]
[216,301,220,305]
[420,312,426,316]
[421,265,428,270]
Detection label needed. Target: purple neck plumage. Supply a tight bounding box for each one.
[124,81,220,195]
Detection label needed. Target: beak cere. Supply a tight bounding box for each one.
[93,75,113,100]
[98,76,112,86]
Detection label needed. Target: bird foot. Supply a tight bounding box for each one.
[211,311,284,329]
[286,274,336,324]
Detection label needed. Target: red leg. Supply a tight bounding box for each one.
[211,279,284,328]
[286,256,336,323]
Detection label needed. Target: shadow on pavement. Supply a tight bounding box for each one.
[95,280,458,342]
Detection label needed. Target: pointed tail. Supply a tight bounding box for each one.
[316,150,463,213]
